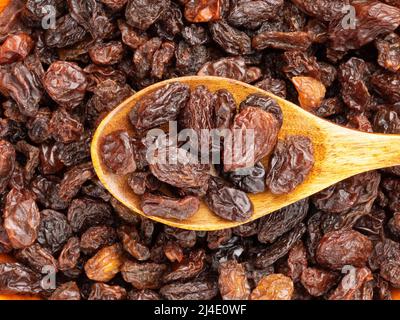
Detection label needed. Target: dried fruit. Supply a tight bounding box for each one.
[250,274,294,300]
[224,107,279,172]
[49,282,81,300]
[300,268,338,297]
[4,188,40,249]
[149,145,210,189]
[198,57,262,83]
[316,230,373,270]
[218,260,250,300]
[129,82,190,132]
[184,0,221,22]
[205,177,253,222]
[0,33,34,65]
[84,244,123,282]
[266,136,314,195]
[121,260,166,289]
[125,0,170,31]
[43,61,87,109]
[88,283,127,300]
[100,131,136,175]
[141,193,200,221]
[291,77,326,111]
[160,280,218,300]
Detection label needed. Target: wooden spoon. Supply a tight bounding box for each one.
[91,76,400,231]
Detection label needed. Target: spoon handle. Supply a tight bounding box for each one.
[324,127,400,179]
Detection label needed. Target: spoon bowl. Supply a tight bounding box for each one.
[91,76,400,231]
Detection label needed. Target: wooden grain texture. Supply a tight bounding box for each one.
[91,76,400,231]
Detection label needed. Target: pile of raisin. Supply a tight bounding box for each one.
[0,0,400,300]
[101,81,314,222]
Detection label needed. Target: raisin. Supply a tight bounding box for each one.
[175,41,210,76]
[67,198,114,233]
[250,274,294,300]
[312,171,381,214]
[16,243,58,274]
[376,32,400,72]
[224,162,266,194]
[290,0,349,22]
[118,19,148,50]
[179,85,214,138]
[164,241,184,263]
[213,89,237,130]
[160,280,218,300]
[80,226,117,255]
[207,229,232,250]
[210,21,251,55]
[316,230,373,270]
[58,237,80,271]
[282,50,321,80]
[128,289,161,300]
[252,31,312,51]
[370,70,400,104]
[291,77,326,111]
[89,41,124,66]
[339,58,371,111]
[164,226,197,248]
[258,199,309,243]
[369,239,400,287]
[0,62,42,117]
[100,130,136,175]
[300,268,338,297]
[373,105,400,134]
[4,188,40,249]
[198,57,262,83]
[27,109,52,144]
[151,41,175,79]
[224,107,279,172]
[84,244,123,282]
[184,0,221,23]
[49,109,84,144]
[0,33,34,65]
[182,25,209,46]
[228,0,283,29]
[129,82,190,132]
[141,193,200,221]
[100,0,127,11]
[128,172,160,196]
[218,260,250,300]
[69,0,115,40]
[88,283,127,300]
[58,162,94,202]
[329,267,374,300]
[125,0,170,31]
[0,140,16,193]
[239,94,283,128]
[266,136,314,195]
[121,260,167,289]
[49,282,81,300]
[286,241,308,281]
[329,2,400,51]
[255,224,306,268]
[37,210,73,254]
[149,145,210,189]
[205,176,253,222]
[0,263,42,295]
[44,14,88,48]
[44,61,87,109]
[255,78,287,99]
